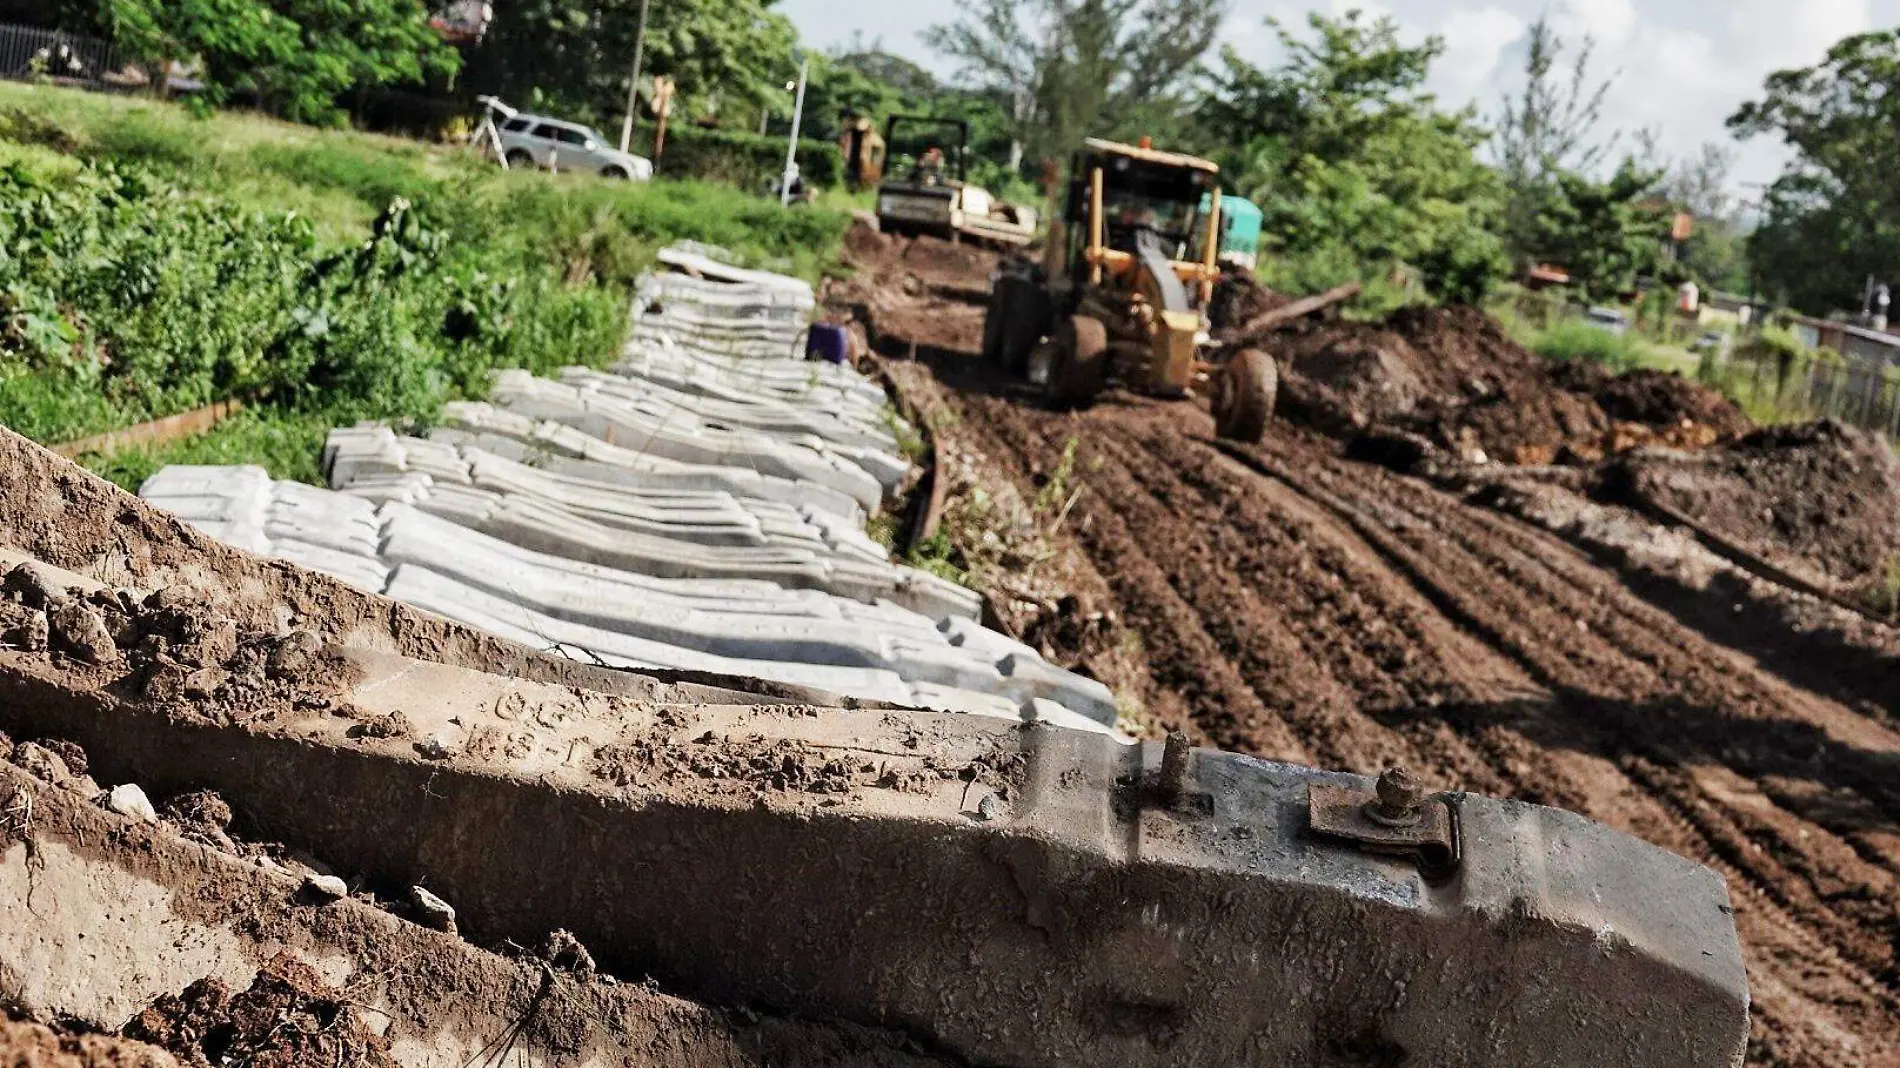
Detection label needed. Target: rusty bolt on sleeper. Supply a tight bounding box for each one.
[1157,732,1191,806]
[1367,765,1424,827]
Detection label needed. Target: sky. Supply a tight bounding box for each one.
[778,0,1900,196]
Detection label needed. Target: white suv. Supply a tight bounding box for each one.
[497,114,653,180]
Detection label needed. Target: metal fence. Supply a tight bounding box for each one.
[1698,344,1900,439]
[0,23,121,87]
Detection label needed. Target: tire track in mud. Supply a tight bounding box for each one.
[1152,429,1900,1064]
[1213,434,1900,1065]
[957,391,1900,1065]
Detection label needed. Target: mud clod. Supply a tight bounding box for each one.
[2,561,65,608]
[3,607,49,651]
[542,929,598,981]
[162,790,234,830]
[266,631,322,679]
[48,600,118,665]
[122,953,396,1068]
[350,711,413,741]
[11,742,73,786]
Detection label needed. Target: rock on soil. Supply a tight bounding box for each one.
[121,954,396,1068]
[1602,419,1900,593]
[302,874,348,902]
[107,784,158,823]
[408,886,457,932]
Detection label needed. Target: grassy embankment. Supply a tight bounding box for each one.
[0,82,850,489]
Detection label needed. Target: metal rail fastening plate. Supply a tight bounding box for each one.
[1308,766,1461,880]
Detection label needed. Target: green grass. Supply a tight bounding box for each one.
[79,409,334,489]
[0,83,852,489]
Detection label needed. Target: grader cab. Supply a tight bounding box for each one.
[982,138,1279,441]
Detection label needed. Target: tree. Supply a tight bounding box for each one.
[1534,161,1669,299]
[923,0,1226,168]
[1666,142,1733,220]
[1662,143,1748,293]
[1494,15,1617,263]
[460,0,797,133]
[1193,11,1507,303]
[1730,29,1900,314]
[103,0,457,125]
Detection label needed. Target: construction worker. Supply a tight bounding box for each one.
[918,146,945,183]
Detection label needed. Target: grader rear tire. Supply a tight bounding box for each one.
[1048,315,1109,409]
[1212,348,1278,442]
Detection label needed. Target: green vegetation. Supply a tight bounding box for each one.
[96,0,457,125]
[1732,29,1900,315]
[1523,321,1661,374]
[1194,12,1506,308]
[0,84,848,489]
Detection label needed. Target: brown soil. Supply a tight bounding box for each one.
[122,955,395,1068]
[0,1015,178,1068]
[847,240,1900,1067]
[1605,419,1900,595]
[1208,268,1289,333]
[1274,305,1751,464]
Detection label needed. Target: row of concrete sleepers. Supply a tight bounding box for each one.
[138,246,1119,735]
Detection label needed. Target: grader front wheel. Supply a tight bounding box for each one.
[1048,314,1109,409]
[1212,348,1278,442]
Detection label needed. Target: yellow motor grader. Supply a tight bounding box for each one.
[981,138,1278,441]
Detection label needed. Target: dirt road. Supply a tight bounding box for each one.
[843,233,1900,1067]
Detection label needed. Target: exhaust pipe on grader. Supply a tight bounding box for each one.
[981,138,1280,441]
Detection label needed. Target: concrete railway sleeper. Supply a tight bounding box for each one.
[0,549,1749,1067]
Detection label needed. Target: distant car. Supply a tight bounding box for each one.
[1582,306,1630,335]
[496,114,652,180]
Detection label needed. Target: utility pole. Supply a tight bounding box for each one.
[779,53,809,207]
[617,0,651,154]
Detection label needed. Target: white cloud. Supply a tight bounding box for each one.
[781,0,1900,191]
[1550,0,1637,45]
[1432,7,1527,103]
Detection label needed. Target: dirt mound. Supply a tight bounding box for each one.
[1209,269,1289,334]
[1606,419,1900,591]
[1273,305,1750,464]
[122,955,395,1068]
[842,218,900,268]
[1594,368,1752,437]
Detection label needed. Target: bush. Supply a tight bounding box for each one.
[0,84,851,478]
[657,125,842,189]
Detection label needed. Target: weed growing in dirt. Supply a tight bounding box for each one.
[1034,438,1081,514]
[1864,555,1900,618]
[881,407,927,464]
[865,512,899,551]
[905,528,969,586]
